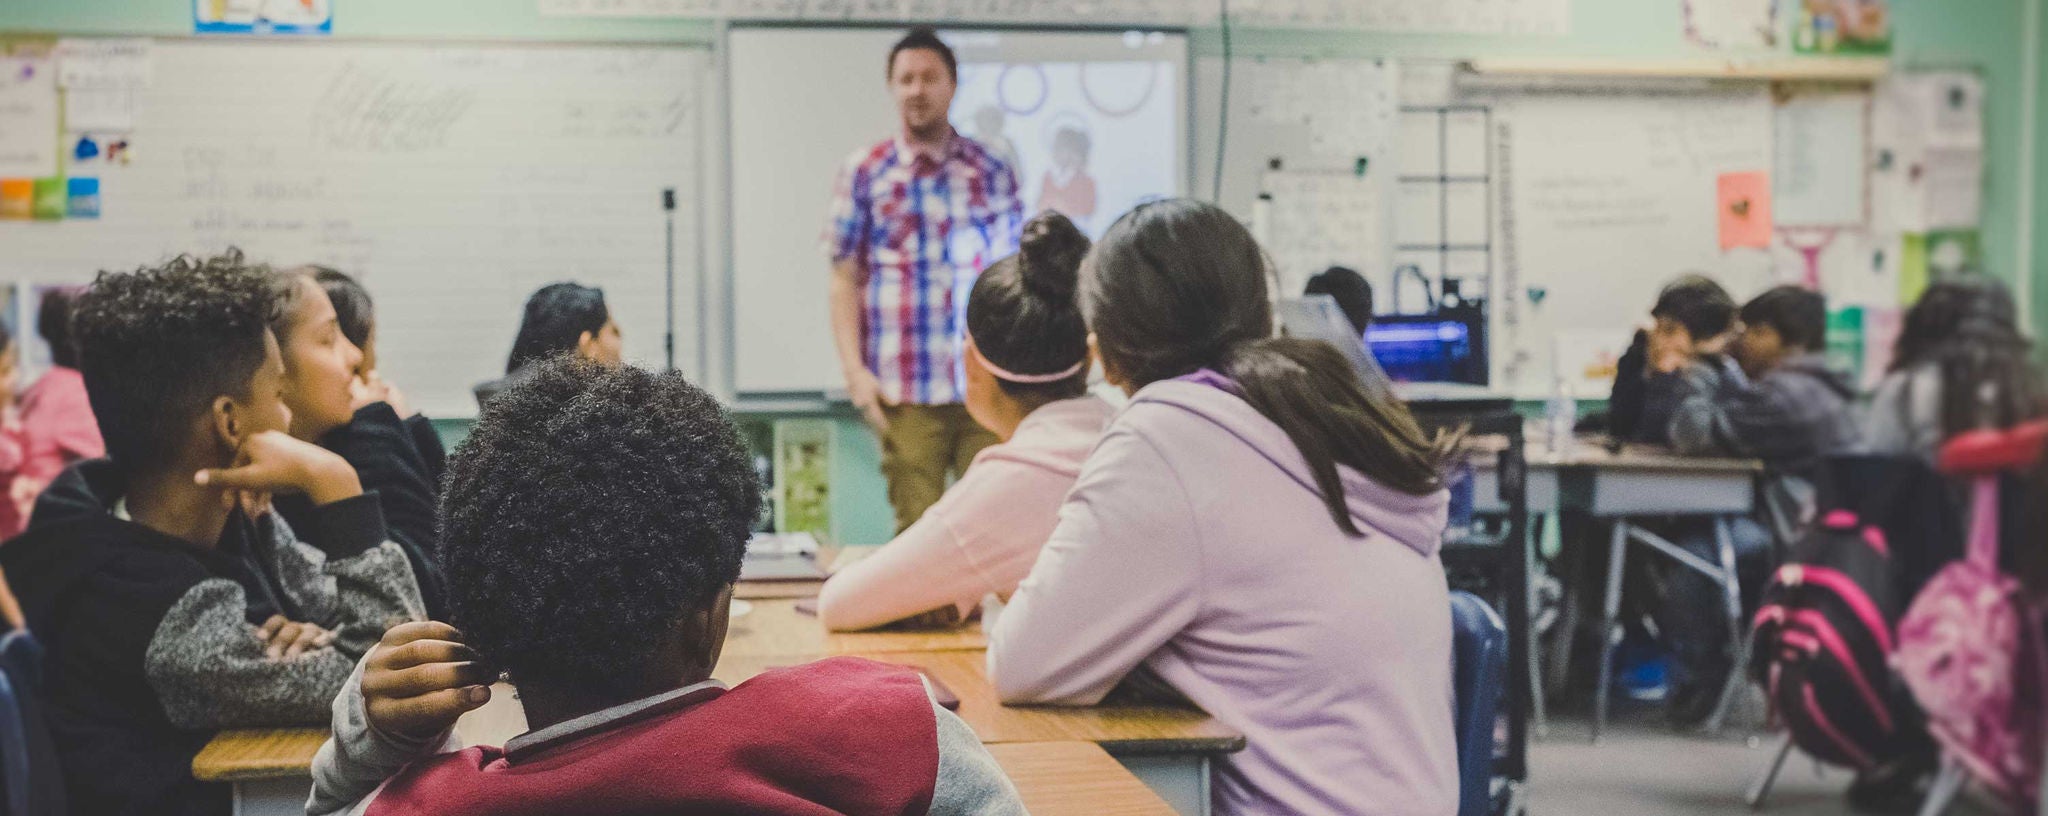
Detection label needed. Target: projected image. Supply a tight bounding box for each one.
[951,59,1178,238]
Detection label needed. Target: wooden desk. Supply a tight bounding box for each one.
[198,735,1173,816]
[722,597,987,658]
[716,650,1242,754]
[991,742,1177,815]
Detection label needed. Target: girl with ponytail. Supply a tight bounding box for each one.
[817,212,1116,631]
[988,199,1460,816]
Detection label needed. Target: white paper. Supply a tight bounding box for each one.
[538,0,1205,21]
[1923,147,1983,229]
[0,58,60,178]
[1773,90,1866,227]
[1684,0,1779,48]
[1237,0,1571,35]
[1262,169,1385,296]
[1240,58,1398,165]
[55,38,152,90]
[65,87,140,132]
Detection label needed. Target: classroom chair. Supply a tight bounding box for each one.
[1451,590,1509,816]
[0,630,63,816]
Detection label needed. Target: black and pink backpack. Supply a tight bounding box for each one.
[1750,508,1921,770]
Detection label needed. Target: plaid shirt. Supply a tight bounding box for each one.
[824,131,1022,405]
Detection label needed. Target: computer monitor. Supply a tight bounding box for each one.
[1367,311,1486,385]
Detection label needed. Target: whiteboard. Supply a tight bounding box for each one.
[727,27,1186,397]
[0,40,708,418]
[1493,88,1776,396]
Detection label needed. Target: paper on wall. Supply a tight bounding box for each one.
[1684,0,1779,48]
[1773,90,1865,227]
[1922,147,1982,230]
[0,58,60,179]
[1240,58,1397,166]
[55,39,152,90]
[1261,169,1385,297]
[65,87,140,133]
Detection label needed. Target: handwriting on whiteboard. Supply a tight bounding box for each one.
[314,63,477,152]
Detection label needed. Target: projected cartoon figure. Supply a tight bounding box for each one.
[1036,122,1097,231]
[971,105,1023,182]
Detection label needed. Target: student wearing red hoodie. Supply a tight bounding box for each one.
[308,358,1024,815]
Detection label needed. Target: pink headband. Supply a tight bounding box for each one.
[967,335,1087,384]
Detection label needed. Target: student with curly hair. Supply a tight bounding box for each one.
[817,212,1113,631]
[308,358,1026,815]
[1,250,424,815]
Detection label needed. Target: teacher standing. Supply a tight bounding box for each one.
[825,27,1023,532]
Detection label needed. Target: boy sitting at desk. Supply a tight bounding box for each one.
[1642,284,1858,726]
[307,358,1025,815]
[1607,274,1740,444]
[1,251,425,816]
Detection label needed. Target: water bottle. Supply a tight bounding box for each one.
[1546,377,1577,458]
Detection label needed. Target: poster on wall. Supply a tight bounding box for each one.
[1684,0,1779,49]
[1792,0,1890,54]
[195,0,333,35]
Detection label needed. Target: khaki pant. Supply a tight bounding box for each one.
[880,403,998,533]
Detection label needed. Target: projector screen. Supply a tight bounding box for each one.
[728,26,1187,396]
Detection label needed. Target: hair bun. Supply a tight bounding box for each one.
[1017,212,1089,304]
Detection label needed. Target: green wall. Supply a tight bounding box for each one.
[8,0,2041,543]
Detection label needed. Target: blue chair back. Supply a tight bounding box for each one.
[1450,590,1506,816]
[0,630,63,816]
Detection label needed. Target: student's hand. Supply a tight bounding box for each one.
[349,374,389,412]
[256,614,335,660]
[846,368,894,433]
[361,621,495,744]
[196,430,363,506]
[379,378,414,419]
[1646,324,1695,375]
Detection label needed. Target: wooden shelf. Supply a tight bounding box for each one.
[1465,56,1890,82]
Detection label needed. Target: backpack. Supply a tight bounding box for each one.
[1893,452,2048,805]
[1750,509,1919,769]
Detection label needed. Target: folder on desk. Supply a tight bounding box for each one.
[739,552,830,582]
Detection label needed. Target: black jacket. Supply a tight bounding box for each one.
[3,460,422,816]
[275,402,448,618]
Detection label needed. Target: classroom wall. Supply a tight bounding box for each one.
[7,0,2041,543]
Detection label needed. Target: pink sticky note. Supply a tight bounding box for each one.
[1718,171,1773,250]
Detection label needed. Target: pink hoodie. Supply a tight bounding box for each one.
[988,379,1457,816]
[817,395,1115,631]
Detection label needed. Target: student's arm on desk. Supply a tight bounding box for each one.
[987,425,1199,705]
[817,498,980,632]
[818,457,1042,632]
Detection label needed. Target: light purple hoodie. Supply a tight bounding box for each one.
[988,378,1458,816]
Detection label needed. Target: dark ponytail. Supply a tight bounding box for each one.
[1086,199,1449,535]
[507,282,609,375]
[965,211,1092,402]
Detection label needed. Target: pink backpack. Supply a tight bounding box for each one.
[1892,426,2048,806]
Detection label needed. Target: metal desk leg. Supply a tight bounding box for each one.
[1117,754,1213,816]
[1706,516,1750,734]
[1526,513,1550,740]
[1593,519,1630,744]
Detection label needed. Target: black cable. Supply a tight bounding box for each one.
[1212,0,1231,203]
